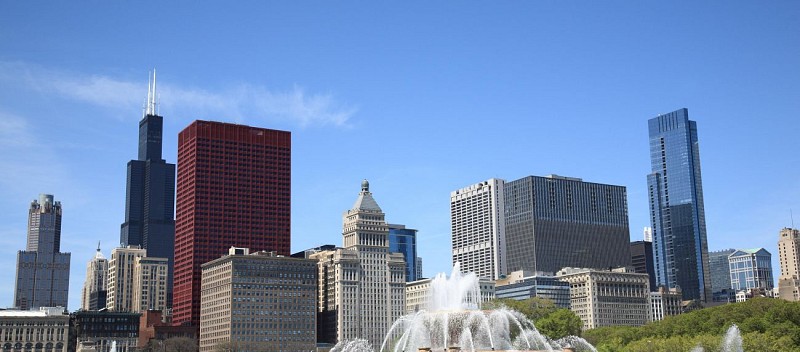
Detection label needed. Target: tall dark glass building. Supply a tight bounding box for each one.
[504,175,632,274]
[647,108,711,301]
[630,240,656,291]
[120,74,176,307]
[389,224,420,281]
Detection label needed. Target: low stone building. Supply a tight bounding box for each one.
[556,267,650,329]
[0,307,69,352]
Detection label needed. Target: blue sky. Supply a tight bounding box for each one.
[0,2,798,310]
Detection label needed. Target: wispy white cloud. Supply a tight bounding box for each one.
[0,110,66,197]
[0,61,357,128]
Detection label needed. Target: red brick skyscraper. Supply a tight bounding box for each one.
[173,120,291,326]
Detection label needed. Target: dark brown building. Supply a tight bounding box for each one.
[173,121,291,327]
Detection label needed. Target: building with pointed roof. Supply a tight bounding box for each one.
[81,244,108,311]
[311,180,406,349]
[729,248,773,291]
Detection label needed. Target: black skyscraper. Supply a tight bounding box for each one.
[120,72,176,307]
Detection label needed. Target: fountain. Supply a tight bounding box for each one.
[333,264,595,352]
[686,324,744,352]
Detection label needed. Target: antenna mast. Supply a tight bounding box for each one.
[145,69,158,116]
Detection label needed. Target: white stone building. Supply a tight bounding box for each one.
[450,179,506,280]
[556,267,651,330]
[0,307,68,351]
[650,287,682,321]
[311,180,406,349]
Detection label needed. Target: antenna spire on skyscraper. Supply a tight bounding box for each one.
[145,69,158,116]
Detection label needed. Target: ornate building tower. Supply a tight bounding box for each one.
[14,194,71,309]
[312,180,406,349]
[81,244,109,311]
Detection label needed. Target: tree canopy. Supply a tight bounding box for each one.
[583,298,800,351]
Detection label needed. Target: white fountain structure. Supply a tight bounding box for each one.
[332,264,596,352]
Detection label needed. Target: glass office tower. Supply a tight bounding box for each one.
[389,224,419,282]
[647,108,711,301]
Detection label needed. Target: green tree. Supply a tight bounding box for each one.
[536,309,583,339]
[483,297,558,322]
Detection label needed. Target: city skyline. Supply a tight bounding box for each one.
[0,2,798,310]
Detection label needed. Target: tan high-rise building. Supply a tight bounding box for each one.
[199,247,317,352]
[106,246,167,312]
[777,228,800,301]
[556,267,651,330]
[81,246,108,311]
[311,180,406,349]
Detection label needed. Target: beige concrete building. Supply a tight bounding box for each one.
[0,307,68,351]
[199,247,317,352]
[650,287,682,321]
[106,246,167,312]
[778,227,800,301]
[311,180,406,349]
[556,267,651,330]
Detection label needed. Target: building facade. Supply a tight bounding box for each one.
[729,248,773,291]
[709,249,736,295]
[778,228,800,301]
[630,241,656,291]
[494,271,570,309]
[14,194,71,310]
[450,179,506,280]
[646,108,712,301]
[106,247,167,312]
[0,307,69,352]
[556,267,651,330]
[650,287,682,322]
[81,246,108,311]
[68,311,140,352]
[174,120,291,326]
[504,175,632,274]
[199,248,317,352]
[120,75,176,308]
[388,224,420,282]
[311,180,406,349]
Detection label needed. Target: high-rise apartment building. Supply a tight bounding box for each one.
[631,241,656,291]
[646,108,711,301]
[709,248,736,294]
[778,228,800,301]
[106,246,168,312]
[174,120,291,326]
[311,180,406,349]
[199,247,317,352]
[729,248,773,291]
[556,267,651,329]
[120,74,176,307]
[82,245,109,311]
[14,194,71,310]
[450,179,506,280]
[504,175,632,274]
[389,224,420,282]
